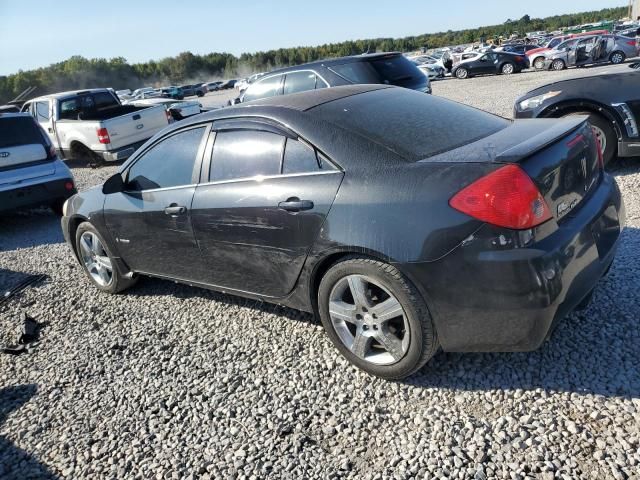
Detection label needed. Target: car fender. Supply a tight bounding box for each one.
[539,99,624,140]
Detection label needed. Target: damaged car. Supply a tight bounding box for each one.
[541,34,638,70]
[61,85,624,379]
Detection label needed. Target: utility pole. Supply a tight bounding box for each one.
[633,0,640,20]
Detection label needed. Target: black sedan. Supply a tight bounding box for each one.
[61,85,624,379]
[515,63,640,165]
[452,51,529,79]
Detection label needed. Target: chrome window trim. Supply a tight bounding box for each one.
[123,183,199,194]
[197,169,342,188]
[250,69,330,93]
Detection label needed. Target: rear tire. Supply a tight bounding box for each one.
[317,257,438,379]
[610,51,625,65]
[71,144,103,168]
[568,111,616,166]
[75,222,137,294]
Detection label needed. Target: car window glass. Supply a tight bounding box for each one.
[93,92,118,110]
[283,139,319,174]
[35,102,49,123]
[315,76,328,89]
[283,72,317,95]
[127,127,206,191]
[59,99,79,120]
[210,130,284,182]
[242,75,282,102]
[329,63,377,83]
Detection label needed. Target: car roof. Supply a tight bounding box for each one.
[29,88,112,101]
[253,52,404,76]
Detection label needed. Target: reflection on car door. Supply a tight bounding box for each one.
[104,125,209,279]
[190,123,344,297]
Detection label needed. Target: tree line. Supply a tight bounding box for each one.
[0,6,627,104]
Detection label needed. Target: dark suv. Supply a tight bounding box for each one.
[238,52,431,103]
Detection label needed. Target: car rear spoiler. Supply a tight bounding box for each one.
[421,116,587,164]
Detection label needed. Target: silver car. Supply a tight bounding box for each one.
[543,34,639,70]
[0,113,76,214]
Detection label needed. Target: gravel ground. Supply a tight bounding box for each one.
[1,65,639,480]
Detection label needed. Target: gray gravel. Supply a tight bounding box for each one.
[1,64,640,480]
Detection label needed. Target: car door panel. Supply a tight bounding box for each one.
[104,187,200,278]
[191,172,343,297]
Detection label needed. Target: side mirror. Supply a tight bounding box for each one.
[102,173,124,194]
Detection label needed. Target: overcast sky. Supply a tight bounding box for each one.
[0,0,625,75]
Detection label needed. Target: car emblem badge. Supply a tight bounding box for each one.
[0,151,9,158]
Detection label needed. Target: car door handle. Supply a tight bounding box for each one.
[164,204,187,216]
[278,198,314,212]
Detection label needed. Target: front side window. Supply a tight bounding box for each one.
[126,127,206,191]
[35,102,50,123]
[210,130,284,182]
[242,75,283,102]
[283,71,318,95]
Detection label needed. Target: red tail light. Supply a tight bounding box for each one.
[449,164,552,230]
[96,127,110,144]
[64,181,75,191]
[626,40,636,46]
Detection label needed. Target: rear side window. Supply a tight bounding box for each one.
[0,117,45,148]
[210,130,284,181]
[283,71,318,95]
[35,102,50,123]
[311,88,508,161]
[283,139,319,174]
[126,127,206,191]
[242,75,283,102]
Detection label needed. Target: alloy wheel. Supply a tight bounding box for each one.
[552,60,565,71]
[328,274,410,365]
[456,68,468,79]
[502,63,514,74]
[79,231,113,287]
[611,52,624,64]
[592,125,607,156]
[534,58,545,69]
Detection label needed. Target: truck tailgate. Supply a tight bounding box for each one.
[102,105,168,149]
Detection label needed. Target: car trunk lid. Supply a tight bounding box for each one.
[0,116,55,184]
[425,117,602,224]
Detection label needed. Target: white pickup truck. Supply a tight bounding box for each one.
[21,88,168,162]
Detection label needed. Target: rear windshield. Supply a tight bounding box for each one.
[0,116,45,148]
[310,88,509,161]
[330,55,425,88]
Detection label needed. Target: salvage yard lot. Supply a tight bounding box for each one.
[1,66,639,479]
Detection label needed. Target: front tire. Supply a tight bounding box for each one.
[568,111,617,166]
[455,67,469,79]
[533,57,546,70]
[501,62,515,75]
[317,257,438,379]
[75,222,137,294]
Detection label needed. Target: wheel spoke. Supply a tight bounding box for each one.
[329,300,356,323]
[80,235,93,256]
[375,328,404,361]
[350,330,372,359]
[90,233,101,254]
[96,255,112,270]
[97,266,111,284]
[371,297,403,323]
[347,276,369,308]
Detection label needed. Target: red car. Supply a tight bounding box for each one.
[527,30,610,69]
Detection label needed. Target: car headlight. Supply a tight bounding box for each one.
[518,91,561,111]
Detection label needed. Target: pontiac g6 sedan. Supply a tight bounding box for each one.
[61,85,624,379]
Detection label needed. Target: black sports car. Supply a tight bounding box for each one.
[515,62,640,165]
[61,85,624,379]
[452,51,529,79]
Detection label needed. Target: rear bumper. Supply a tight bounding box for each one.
[399,174,625,352]
[0,176,76,212]
[97,139,148,162]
